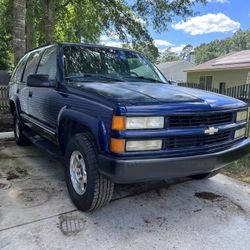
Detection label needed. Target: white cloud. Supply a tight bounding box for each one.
[170,44,186,54]
[154,39,172,47]
[172,13,240,35]
[207,0,229,3]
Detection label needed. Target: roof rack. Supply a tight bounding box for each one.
[25,42,58,53]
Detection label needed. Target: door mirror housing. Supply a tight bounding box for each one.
[27,74,56,88]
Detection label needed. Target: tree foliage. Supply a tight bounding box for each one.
[195,29,250,64]
[0,0,208,69]
[157,48,181,63]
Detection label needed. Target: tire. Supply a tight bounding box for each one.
[190,170,220,180]
[13,112,30,146]
[65,133,114,212]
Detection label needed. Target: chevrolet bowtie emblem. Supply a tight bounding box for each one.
[204,127,219,135]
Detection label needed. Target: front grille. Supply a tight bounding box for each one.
[168,112,233,128]
[165,131,232,149]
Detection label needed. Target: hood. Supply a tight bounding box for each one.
[74,82,246,109]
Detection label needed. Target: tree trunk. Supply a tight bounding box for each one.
[26,0,35,51]
[42,0,55,44]
[13,0,27,65]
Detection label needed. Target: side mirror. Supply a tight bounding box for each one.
[27,74,56,88]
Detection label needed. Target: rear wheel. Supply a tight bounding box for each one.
[65,133,114,212]
[190,170,220,180]
[13,112,30,146]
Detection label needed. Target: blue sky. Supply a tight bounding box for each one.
[101,0,250,54]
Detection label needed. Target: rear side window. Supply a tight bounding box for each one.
[22,50,43,82]
[11,54,29,83]
[37,46,57,80]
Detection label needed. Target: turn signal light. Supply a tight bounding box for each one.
[110,138,125,153]
[112,116,126,130]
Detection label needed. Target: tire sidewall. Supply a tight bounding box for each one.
[14,112,21,144]
[65,134,98,210]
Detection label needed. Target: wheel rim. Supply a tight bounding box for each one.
[69,151,87,195]
[15,117,20,138]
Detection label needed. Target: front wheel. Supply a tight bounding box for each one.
[65,133,114,212]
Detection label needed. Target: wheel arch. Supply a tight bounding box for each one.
[57,108,109,154]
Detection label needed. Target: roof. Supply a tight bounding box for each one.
[186,50,250,72]
[157,60,194,82]
[26,42,137,54]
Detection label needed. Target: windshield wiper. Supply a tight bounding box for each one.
[123,75,165,83]
[65,74,124,82]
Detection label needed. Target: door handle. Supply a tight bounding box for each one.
[17,88,19,94]
[28,91,33,97]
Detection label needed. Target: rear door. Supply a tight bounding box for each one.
[28,45,59,129]
[22,49,44,116]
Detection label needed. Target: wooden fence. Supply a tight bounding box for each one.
[0,86,9,111]
[178,82,250,105]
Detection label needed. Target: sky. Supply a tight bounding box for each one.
[101,0,250,54]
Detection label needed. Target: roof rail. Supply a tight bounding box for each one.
[25,42,58,53]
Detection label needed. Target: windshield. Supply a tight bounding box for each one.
[63,45,167,84]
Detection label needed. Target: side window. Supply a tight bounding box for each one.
[37,46,57,80]
[22,50,43,82]
[10,54,28,83]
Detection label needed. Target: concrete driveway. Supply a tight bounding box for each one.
[0,140,250,250]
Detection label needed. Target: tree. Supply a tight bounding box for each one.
[42,0,55,43]
[180,44,193,60]
[13,0,26,65]
[1,0,209,69]
[195,29,250,64]
[158,48,180,63]
[0,0,12,70]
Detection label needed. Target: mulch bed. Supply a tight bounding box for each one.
[0,111,13,132]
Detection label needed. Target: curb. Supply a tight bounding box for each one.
[0,131,14,140]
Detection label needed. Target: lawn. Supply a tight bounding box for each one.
[222,152,250,184]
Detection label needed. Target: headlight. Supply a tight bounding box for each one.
[126,140,162,151]
[126,117,164,129]
[234,127,246,139]
[112,116,164,130]
[236,111,248,122]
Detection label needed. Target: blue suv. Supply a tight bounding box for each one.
[8,43,250,211]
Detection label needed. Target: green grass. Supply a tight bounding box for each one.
[222,127,250,183]
[222,154,250,184]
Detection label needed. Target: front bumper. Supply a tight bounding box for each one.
[98,138,250,183]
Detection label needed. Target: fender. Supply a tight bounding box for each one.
[57,107,109,152]
[9,95,22,121]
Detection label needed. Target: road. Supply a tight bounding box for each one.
[0,141,250,250]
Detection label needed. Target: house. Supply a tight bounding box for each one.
[186,50,250,92]
[157,60,194,83]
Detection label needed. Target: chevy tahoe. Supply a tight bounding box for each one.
[8,43,250,211]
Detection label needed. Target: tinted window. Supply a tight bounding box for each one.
[11,54,29,83]
[63,46,166,83]
[37,46,57,80]
[23,50,43,82]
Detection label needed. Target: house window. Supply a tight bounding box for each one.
[199,75,213,89]
[199,76,205,87]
